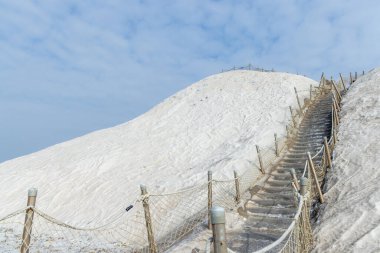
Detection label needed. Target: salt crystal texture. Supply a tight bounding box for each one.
[0,70,317,228]
[313,68,380,253]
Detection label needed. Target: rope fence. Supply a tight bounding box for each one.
[0,71,363,252]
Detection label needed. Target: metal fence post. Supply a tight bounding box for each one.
[21,188,38,253]
[211,206,228,253]
[208,171,213,230]
[233,170,241,204]
[256,145,265,174]
[300,177,308,196]
[307,152,324,203]
[140,185,157,253]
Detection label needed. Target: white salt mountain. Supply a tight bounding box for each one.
[313,68,380,252]
[0,70,317,226]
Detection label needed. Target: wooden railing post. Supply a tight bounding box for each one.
[256,145,265,174]
[21,188,38,253]
[323,137,332,169]
[307,152,324,203]
[274,133,279,157]
[290,168,300,190]
[208,171,213,230]
[331,80,342,102]
[350,72,353,84]
[319,72,324,87]
[286,125,290,139]
[294,87,303,115]
[140,185,157,253]
[333,128,338,144]
[211,206,228,253]
[339,73,347,92]
[289,106,296,127]
[310,84,313,100]
[332,102,339,127]
[233,170,241,204]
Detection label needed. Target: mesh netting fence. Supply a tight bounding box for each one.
[0,74,345,253]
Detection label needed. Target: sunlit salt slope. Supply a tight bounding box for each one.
[0,70,317,225]
[313,68,380,252]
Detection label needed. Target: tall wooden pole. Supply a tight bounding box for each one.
[140,185,157,253]
[274,133,279,156]
[307,152,324,203]
[323,137,332,169]
[233,171,241,204]
[21,188,38,253]
[294,87,303,115]
[256,145,265,174]
[208,171,213,230]
[339,73,347,92]
[289,106,296,127]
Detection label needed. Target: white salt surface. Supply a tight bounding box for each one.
[0,70,316,227]
[313,68,380,252]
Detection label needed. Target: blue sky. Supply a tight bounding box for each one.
[0,0,379,162]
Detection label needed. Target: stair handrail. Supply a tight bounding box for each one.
[250,193,306,253]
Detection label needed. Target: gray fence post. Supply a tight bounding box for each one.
[211,206,228,253]
[140,185,157,253]
[256,145,265,174]
[233,170,241,204]
[21,188,37,253]
[208,171,213,230]
[300,177,308,196]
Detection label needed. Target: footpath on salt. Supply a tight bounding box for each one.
[0,70,316,228]
[313,68,380,252]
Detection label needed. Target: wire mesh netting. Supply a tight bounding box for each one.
[0,75,347,253]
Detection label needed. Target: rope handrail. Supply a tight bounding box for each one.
[32,205,134,232]
[250,194,307,253]
[0,207,28,222]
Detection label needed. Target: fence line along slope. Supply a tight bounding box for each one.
[226,87,332,252]
[0,70,317,252]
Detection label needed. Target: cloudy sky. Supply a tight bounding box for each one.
[0,0,379,162]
